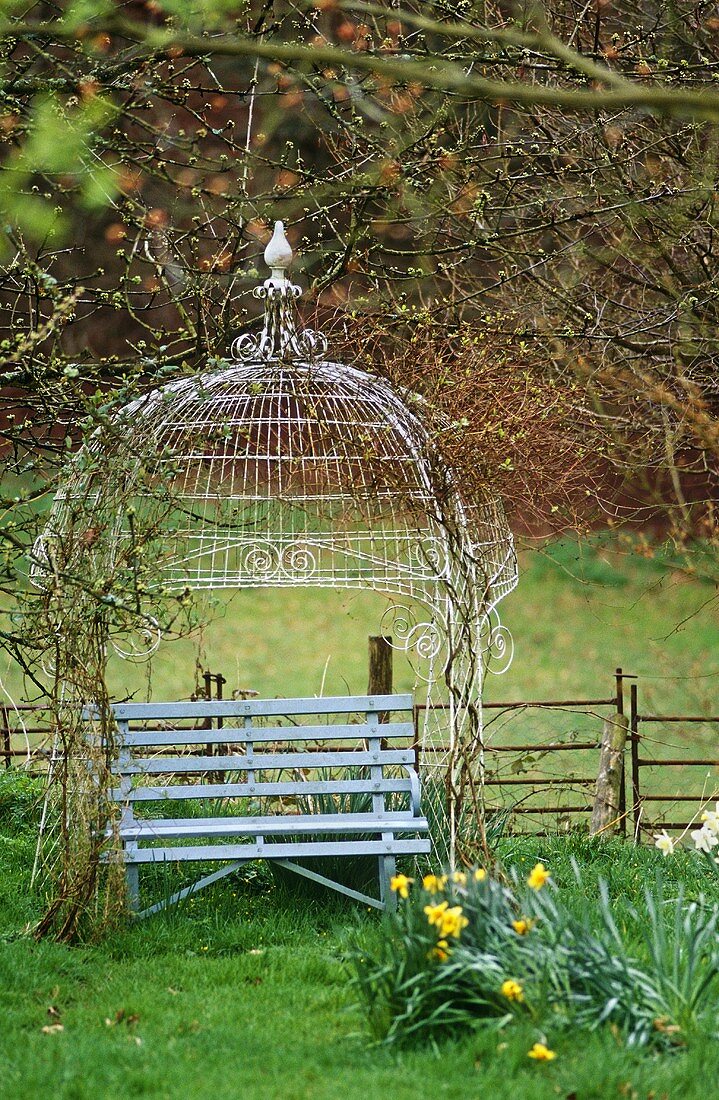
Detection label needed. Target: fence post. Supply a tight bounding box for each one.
[368,636,393,724]
[202,671,227,780]
[1,705,10,769]
[590,711,629,837]
[630,682,641,841]
[615,668,627,836]
[412,704,420,773]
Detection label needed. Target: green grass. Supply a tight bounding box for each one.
[493,537,718,712]
[1,537,716,1094]
[1,801,717,1099]
[485,539,719,830]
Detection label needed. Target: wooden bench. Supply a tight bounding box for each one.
[89,694,430,918]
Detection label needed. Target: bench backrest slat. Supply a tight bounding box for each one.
[111,776,414,802]
[95,694,419,823]
[120,721,414,747]
[87,694,412,722]
[113,748,416,775]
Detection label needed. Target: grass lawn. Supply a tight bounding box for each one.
[1,804,718,1100]
[0,535,717,1095]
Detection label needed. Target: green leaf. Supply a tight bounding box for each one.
[81,162,120,209]
[60,0,116,32]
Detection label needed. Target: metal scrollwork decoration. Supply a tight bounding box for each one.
[110,617,163,663]
[380,602,417,648]
[414,536,450,579]
[242,542,280,578]
[280,544,317,579]
[231,221,329,364]
[380,602,449,683]
[481,608,515,676]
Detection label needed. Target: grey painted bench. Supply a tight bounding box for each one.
[92,694,430,918]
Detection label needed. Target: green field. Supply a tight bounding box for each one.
[108,537,716,833]
[92,537,717,713]
[1,539,718,1097]
[3,536,715,709]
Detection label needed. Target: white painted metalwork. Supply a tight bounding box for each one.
[35,220,518,862]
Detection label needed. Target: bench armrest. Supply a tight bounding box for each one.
[403,764,422,817]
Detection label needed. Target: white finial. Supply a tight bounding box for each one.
[264,220,293,281]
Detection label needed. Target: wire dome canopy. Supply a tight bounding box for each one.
[35,220,518,861]
[110,357,516,603]
[37,221,516,659]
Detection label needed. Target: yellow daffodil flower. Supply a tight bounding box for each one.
[425,901,468,939]
[389,874,414,899]
[428,938,450,962]
[528,1042,556,1061]
[474,868,487,882]
[424,900,449,927]
[527,862,550,890]
[501,979,524,1003]
[422,874,446,895]
[438,905,469,939]
[512,917,534,935]
[450,870,467,886]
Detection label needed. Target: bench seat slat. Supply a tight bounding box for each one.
[114,837,432,863]
[88,694,413,722]
[114,812,428,840]
[111,777,414,802]
[114,749,415,775]
[120,721,414,747]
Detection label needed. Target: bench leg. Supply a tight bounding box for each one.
[126,864,140,912]
[125,847,140,912]
[379,854,397,912]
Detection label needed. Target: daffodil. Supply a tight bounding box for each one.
[389,873,414,898]
[512,917,534,935]
[501,979,524,1003]
[473,867,487,882]
[422,873,446,895]
[438,904,469,939]
[654,831,675,856]
[691,825,719,854]
[450,870,467,886]
[528,1042,556,1061]
[700,804,719,833]
[527,862,550,890]
[428,938,450,962]
[424,900,449,927]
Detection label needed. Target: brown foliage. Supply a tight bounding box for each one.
[328,311,606,534]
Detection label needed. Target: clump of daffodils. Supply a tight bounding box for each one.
[424,900,469,940]
[654,800,719,869]
[353,851,719,1054]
